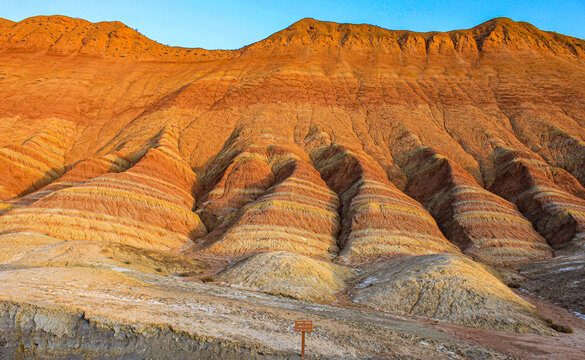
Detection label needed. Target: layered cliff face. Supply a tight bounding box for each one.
[1,15,585,348]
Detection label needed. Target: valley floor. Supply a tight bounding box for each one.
[0,264,583,359]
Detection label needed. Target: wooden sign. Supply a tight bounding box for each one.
[295,320,313,333]
[294,320,312,358]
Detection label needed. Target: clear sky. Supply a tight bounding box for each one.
[2,0,585,50]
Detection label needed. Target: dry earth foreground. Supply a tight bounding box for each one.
[0,15,584,359]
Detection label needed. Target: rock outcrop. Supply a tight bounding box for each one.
[215,251,355,302]
[401,144,552,265]
[491,147,585,249]
[352,254,552,333]
[0,127,206,250]
[0,15,584,355]
[0,119,75,200]
[309,140,460,264]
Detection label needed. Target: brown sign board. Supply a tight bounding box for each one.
[295,320,313,332]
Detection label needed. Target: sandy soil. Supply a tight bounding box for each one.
[0,263,583,359]
[436,290,585,360]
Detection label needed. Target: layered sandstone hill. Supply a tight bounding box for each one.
[1,15,585,339]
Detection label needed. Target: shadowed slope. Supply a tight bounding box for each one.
[492,146,585,249]
[0,127,206,250]
[400,143,552,265]
[194,130,275,231]
[306,130,459,264]
[0,119,75,200]
[198,133,340,259]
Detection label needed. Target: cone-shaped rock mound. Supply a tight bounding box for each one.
[352,254,552,333]
[214,251,355,302]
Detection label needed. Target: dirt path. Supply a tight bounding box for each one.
[197,273,585,359]
[435,290,585,360]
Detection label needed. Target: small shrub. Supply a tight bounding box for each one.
[551,323,574,333]
[545,319,574,333]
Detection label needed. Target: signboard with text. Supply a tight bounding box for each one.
[294,320,312,358]
[294,320,313,333]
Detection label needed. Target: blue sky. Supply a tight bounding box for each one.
[2,1,584,50]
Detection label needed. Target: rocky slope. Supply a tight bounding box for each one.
[351,254,551,333]
[1,15,585,358]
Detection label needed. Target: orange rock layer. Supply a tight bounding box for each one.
[0,127,206,250]
[401,143,552,265]
[0,15,584,266]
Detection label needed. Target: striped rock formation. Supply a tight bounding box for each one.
[400,144,552,265]
[0,15,584,337]
[194,131,276,231]
[491,146,585,249]
[0,119,75,202]
[0,151,129,214]
[197,133,340,259]
[306,131,459,264]
[0,127,206,250]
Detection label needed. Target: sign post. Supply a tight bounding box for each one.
[294,320,312,358]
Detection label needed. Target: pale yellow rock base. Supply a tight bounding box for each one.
[352,253,553,334]
[215,251,355,303]
[0,237,206,276]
